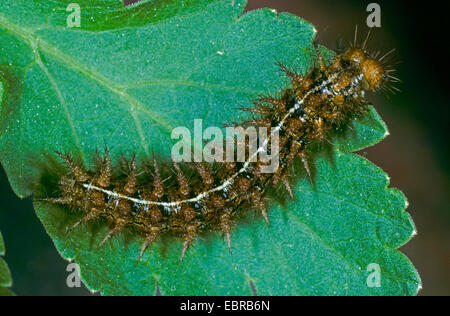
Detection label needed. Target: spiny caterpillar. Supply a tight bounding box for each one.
[39,31,398,261]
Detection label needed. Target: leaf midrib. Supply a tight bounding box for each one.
[0,13,174,157]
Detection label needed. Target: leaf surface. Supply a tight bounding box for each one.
[0,0,420,295]
[0,231,14,296]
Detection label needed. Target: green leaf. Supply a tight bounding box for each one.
[0,231,14,296]
[0,0,420,295]
[0,231,4,255]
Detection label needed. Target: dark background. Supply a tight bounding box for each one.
[0,0,448,296]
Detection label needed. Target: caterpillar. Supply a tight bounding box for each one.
[39,31,398,261]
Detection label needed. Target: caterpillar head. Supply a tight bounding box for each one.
[342,47,386,91]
